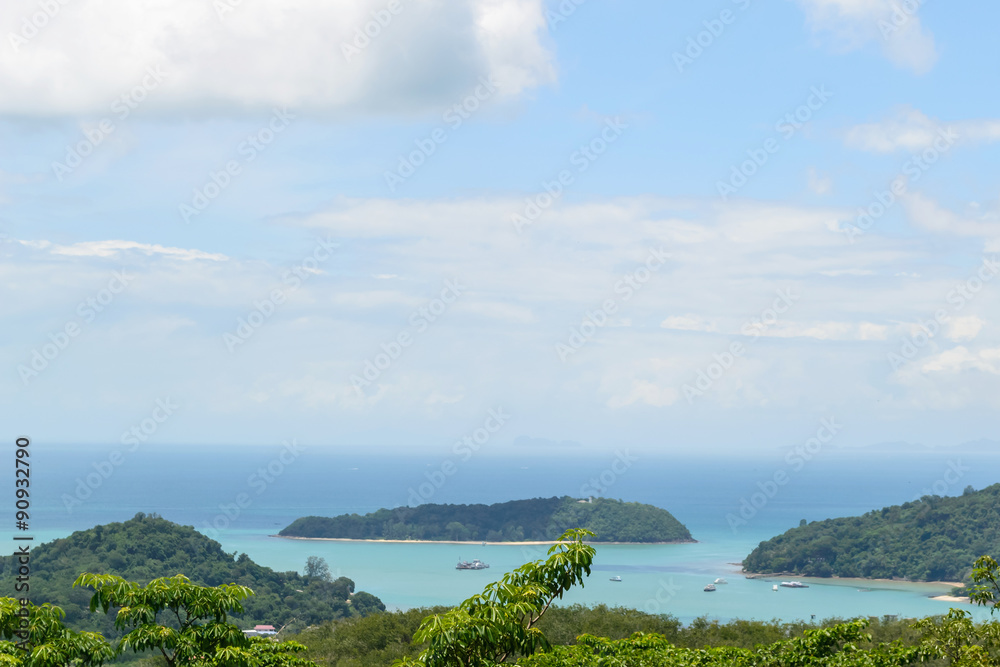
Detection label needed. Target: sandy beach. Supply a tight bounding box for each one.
[271,535,694,546]
[743,572,963,588]
[931,595,972,604]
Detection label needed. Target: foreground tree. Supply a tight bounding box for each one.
[0,599,114,667]
[74,573,317,667]
[395,528,596,667]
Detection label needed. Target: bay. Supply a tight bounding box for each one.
[10,443,996,624]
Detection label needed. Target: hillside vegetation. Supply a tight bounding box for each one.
[280,496,693,543]
[293,605,926,667]
[743,484,1000,581]
[0,513,384,639]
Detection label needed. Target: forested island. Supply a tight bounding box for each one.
[0,513,384,641]
[279,496,693,543]
[743,483,1000,582]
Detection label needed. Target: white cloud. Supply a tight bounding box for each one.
[797,0,938,74]
[807,167,833,195]
[606,380,679,409]
[660,315,718,333]
[751,320,889,341]
[920,346,1000,375]
[901,192,1000,239]
[47,240,228,262]
[846,106,1000,153]
[0,0,554,117]
[947,316,986,342]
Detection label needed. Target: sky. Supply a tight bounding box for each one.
[2,0,999,457]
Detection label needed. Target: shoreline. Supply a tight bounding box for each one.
[743,572,963,588]
[271,535,697,546]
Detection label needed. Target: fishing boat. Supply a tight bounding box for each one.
[456,559,490,570]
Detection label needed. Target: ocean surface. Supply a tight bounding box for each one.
[9,443,998,624]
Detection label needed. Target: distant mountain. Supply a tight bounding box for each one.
[743,484,1000,582]
[279,496,693,543]
[0,513,384,638]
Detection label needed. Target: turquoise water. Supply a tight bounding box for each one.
[9,445,998,624]
[209,530,986,624]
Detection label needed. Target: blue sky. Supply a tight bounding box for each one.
[2,0,999,456]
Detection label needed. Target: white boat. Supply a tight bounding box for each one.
[704,584,716,592]
[780,581,809,588]
[714,578,728,584]
[456,559,490,570]
[610,576,622,582]
[772,585,778,592]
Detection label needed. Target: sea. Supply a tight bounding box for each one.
[9,443,999,625]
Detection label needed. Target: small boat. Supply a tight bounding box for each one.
[780,581,809,588]
[772,585,778,592]
[714,578,728,584]
[610,576,622,582]
[456,559,490,570]
[704,584,716,592]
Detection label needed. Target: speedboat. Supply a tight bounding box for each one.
[714,578,728,584]
[704,584,716,592]
[780,581,808,588]
[610,576,622,582]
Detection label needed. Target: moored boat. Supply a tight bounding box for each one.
[456,559,490,570]
[704,584,716,592]
[780,581,809,588]
[610,576,622,582]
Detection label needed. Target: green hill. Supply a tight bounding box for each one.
[279,496,693,543]
[743,484,1000,581]
[0,513,384,639]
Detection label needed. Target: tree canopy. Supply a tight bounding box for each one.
[0,513,383,640]
[743,484,1000,581]
[280,497,692,543]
